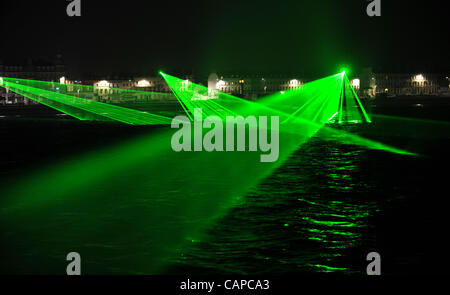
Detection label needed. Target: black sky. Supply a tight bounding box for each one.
[0,0,448,79]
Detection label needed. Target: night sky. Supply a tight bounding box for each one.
[1,0,448,79]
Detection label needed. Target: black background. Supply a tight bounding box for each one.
[1,0,448,79]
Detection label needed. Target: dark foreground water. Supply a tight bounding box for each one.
[168,118,450,275]
[1,98,449,275]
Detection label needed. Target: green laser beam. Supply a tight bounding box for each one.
[161,72,416,156]
[1,78,175,125]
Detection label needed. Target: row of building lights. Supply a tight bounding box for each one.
[57,73,432,90]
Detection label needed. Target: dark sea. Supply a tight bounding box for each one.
[1,97,449,275]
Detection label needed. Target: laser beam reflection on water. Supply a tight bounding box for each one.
[170,138,378,274]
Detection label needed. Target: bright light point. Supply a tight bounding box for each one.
[59,76,66,84]
[97,80,110,87]
[137,79,150,87]
[339,67,349,76]
[413,74,425,82]
[216,80,225,87]
[351,78,360,88]
[290,79,299,85]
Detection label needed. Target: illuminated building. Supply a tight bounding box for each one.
[0,55,65,104]
[353,68,447,98]
[208,73,305,100]
[373,73,442,96]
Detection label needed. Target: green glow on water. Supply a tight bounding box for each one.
[310,264,348,272]
[302,217,362,228]
[306,228,360,237]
